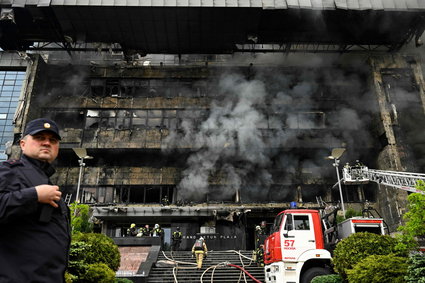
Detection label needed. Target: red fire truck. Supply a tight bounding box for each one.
[264,209,385,283]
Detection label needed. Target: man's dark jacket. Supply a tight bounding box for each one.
[0,155,71,283]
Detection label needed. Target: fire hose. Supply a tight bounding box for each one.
[226,263,263,283]
[161,250,262,283]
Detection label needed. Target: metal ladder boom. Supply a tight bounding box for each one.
[363,169,425,194]
[64,193,73,205]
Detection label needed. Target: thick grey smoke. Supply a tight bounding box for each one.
[164,66,373,202]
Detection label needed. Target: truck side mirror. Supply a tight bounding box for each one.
[286,214,293,231]
[283,214,294,238]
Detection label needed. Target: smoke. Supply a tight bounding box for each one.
[164,65,374,202]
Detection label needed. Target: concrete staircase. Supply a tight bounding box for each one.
[147,250,265,283]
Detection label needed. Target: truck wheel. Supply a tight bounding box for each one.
[301,267,331,283]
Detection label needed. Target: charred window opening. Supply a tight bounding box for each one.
[363,183,377,202]
[331,185,362,203]
[90,79,105,96]
[286,112,325,129]
[79,186,174,204]
[43,109,84,128]
[84,108,199,130]
[85,109,131,130]
[89,78,208,98]
[207,186,236,202]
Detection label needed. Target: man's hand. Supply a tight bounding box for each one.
[35,185,61,208]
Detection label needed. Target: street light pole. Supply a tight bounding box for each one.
[75,157,85,207]
[327,148,346,219]
[333,158,346,218]
[72,148,93,216]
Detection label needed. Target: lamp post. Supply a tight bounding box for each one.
[327,148,346,218]
[72,148,93,216]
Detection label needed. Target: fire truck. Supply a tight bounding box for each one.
[264,165,425,283]
[263,209,385,283]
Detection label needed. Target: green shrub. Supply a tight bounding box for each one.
[405,252,425,283]
[65,272,76,283]
[311,274,343,283]
[68,241,92,278]
[72,232,121,271]
[332,232,402,278]
[80,263,115,283]
[347,254,408,283]
[114,278,134,283]
[67,232,121,282]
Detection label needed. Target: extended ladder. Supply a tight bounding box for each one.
[64,193,73,205]
[343,166,425,195]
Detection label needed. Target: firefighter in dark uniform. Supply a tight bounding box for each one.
[171,226,183,251]
[0,118,71,283]
[255,244,265,267]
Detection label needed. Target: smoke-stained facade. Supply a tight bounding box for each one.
[6,52,425,250]
[2,0,425,255]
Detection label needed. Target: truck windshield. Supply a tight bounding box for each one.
[272,214,284,233]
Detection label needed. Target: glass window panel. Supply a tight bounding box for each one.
[148,110,162,117]
[0,92,12,98]
[0,102,9,107]
[0,108,8,114]
[147,118,162,127]
[102,110,116,118]
[3,80,14,86]
[132,118,146,128]
[116,110,130,117]
[133,110,147,118]
[169,118,178,129]
[164,110,177,117]
[5,74,16,79]
[294,215,310,230]
[1,86,13,92]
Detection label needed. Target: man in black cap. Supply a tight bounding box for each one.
[0,118,71,283]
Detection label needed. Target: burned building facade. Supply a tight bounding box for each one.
[2,0,425,252]
[5,53,425,250]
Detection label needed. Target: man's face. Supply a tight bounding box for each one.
[20,131,60,163]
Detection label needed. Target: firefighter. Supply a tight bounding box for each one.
[141,224,151,236]
[192,236,208,269]
[255,244,265,267]
[127,223,137,237]
[171,227,183,251]
[255,221,267,248]
[161,195,170,206]
[152,223,164,237]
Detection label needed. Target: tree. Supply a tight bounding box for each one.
[70,203,93,233]
[396,180,425,251]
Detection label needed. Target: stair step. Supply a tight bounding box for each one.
[147,250,265,283]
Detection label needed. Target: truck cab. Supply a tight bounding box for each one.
[264,209,332,283]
